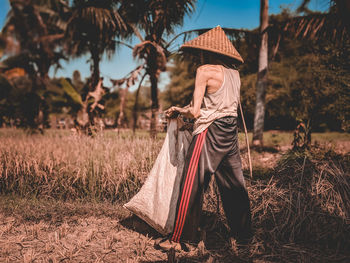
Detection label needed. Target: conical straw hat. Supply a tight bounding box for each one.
[180,26,244,63]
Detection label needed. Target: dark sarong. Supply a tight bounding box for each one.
[171,116,252,243]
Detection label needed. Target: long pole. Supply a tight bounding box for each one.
[239,100,253,178]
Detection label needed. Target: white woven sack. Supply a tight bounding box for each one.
[124,119,192,235]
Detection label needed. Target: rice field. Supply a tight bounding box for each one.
[0,128,349,262]
[0,129,163,202]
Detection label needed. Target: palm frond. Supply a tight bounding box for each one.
[133,40,167,71]
[65,1,129,59]
[279,13,348,43]
[110,65,145,89]
[283,0,349,43]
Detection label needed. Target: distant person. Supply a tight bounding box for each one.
[162,26,252,249]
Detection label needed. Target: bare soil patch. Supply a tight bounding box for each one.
[0,198,240,262]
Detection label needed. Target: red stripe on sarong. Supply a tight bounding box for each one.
[171,132,203,242]
[172,129,207,242]
[173,133,203,242]
[174,129,207,242]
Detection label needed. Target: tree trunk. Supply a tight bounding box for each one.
[91,48,100,91]
[86,47,101,132]
[133,73,147,134]
[252,0,269,147]
[117,87,128,128]
[27,69,48,133]
[149,72,159,138]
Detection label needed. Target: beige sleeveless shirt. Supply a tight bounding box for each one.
[192,66,240,135]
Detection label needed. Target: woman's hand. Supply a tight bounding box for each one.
[165,106,182,118]
[165,105,198,119]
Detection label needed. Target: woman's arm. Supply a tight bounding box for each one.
[165,66,209,119]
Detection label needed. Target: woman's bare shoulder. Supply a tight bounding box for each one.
[197,64,222,74]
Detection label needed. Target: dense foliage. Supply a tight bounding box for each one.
[240,38,350,132]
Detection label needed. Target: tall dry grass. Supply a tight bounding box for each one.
[203,147,350,261]
[254,149,349,261]
[0,129,162,201]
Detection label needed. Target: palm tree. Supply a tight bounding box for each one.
[266,0,349,147]
[251,0,349,147]
[3,0,69,82]
[64,0,129,131]
[120,0,196,137]
[252,0,269,147]
[65,0,127,90]
[110,65,144,129]
[2,0,69,131]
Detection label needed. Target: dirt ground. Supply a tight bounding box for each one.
[0,197,244,263]
[0,208,165,262]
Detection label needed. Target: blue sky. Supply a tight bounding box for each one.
[0,0,328,90]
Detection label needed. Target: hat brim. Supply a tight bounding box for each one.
[180,46,244,64]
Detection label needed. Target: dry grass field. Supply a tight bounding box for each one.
[0,128,349,262]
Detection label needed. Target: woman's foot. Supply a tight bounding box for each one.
[155,239,182,252]
[155,238,195,252]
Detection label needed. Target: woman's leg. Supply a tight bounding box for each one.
[215,151,252,242]
[171,117,240,243]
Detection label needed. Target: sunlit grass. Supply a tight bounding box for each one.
[0,128,348,202]
[0,128,163,202]
[238,131,349,148]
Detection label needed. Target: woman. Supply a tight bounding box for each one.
[163,26,252,249]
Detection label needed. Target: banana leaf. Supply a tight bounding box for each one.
[60,78,83,106]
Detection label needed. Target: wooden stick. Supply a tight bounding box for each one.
[239,100,253,178]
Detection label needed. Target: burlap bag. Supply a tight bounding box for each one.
[124,119,192,235]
